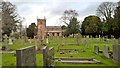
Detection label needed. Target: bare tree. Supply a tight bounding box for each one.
[60,9,78,25]
[96,2,116,21]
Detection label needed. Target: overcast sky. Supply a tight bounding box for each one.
[5,0,119,27]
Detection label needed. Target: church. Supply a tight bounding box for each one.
[37,17,63,38]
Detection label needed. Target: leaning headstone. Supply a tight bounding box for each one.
[103,46,110,58]
[113,45,120,64]
[94,45,99,54]
[16,46,36,68]
[43,46,49,67]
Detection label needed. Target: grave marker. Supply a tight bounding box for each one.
[103,46,110,58]
[94,45,99,54]
[16,46,36,68]
[42,46,54,68]
[113,45,120,64]
[9,38,13,45]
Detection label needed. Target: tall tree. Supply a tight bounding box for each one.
[60,9,78,25]
[113,1,120,38]
[1,1,21,36]
[81,16,101,37]
[97,2,115,20]
[96,2,116,38]
[26,23,37,38]
[64,17,80,37]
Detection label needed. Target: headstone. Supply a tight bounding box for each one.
[3,34,9,50]
[9,38,13,45]
[46,38,48,44]
[43,46,49,67]
[16,46,36,68]
[42,46,54,68]
[103,46,110,58]
[84,40,90,48]
[113,45,120,64]
[94,45,99,54]
[48,47,54,66]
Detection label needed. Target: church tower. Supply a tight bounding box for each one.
[37,17,46,39]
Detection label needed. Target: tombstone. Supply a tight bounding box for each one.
[46,38,49,44]
[48,47,54,66]
[113,45,120,64]
[103,46,110,58]
[16,46,36,68]
[43,46,49,67]
[3,34,9,50]
[9,38,12,44]
[84,40,90,48]
[42,46,54,68]
[94,45,99,54]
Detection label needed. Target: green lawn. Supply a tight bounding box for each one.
[1,37,119,67]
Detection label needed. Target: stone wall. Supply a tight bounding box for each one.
[16,46,36,68]
[113,45,120,64]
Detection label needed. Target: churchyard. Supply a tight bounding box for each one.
[0,36,120,68]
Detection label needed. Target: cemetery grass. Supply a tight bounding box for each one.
[1,37,119,67]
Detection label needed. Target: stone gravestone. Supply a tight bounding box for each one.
[94,45,99,54]
[103,46,110,58]
[2,34,9,50]
[84,39,90,49]
[43,46,49,67]
[48,47,54,66]
[9,38,12,44]
[16,46,36,68]
[42,46,54,68]
[113,45,120,64]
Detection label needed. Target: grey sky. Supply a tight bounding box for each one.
[6,0,119,26]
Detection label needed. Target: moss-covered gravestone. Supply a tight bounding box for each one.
[16,46,36,68]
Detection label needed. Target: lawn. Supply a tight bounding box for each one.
[0,37,119,67]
